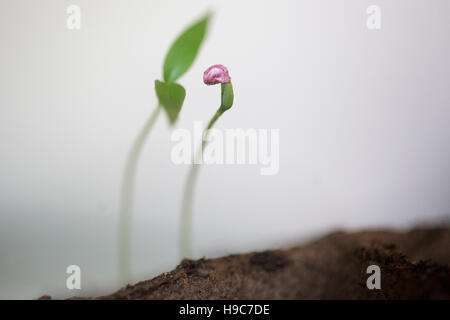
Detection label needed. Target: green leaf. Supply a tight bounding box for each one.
[220,82,234,111]
[163,14,211,83]
[155,80,186,124]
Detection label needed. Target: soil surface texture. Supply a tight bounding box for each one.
[42,227,450,299]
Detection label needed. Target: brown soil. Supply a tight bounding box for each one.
[44,227,450,300]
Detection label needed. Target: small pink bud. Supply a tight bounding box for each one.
[203,64,231,85]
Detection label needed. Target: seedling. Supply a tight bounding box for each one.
[180,64,234,259]
[118,14,211,286]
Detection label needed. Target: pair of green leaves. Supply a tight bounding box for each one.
[155,14,210,124]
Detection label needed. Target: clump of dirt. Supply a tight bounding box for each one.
[42,227,450,300]
[249,251,290,272]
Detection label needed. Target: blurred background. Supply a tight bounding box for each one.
[0,0,449,299]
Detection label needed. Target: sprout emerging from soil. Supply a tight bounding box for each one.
[180,65,234,259]
[118,14,211,286]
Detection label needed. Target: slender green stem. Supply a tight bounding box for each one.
[118,105,161,286]
[179,109,223,259]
